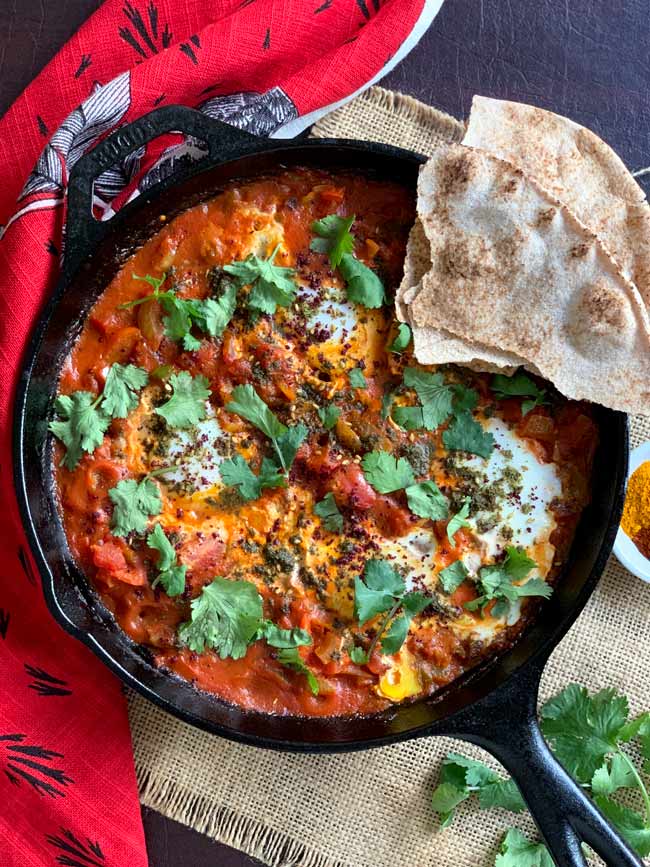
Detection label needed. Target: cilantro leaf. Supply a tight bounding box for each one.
[380,592,429,655]
[219,455,286,501]
[108,477,162,536]
[226,384,287,442]
[495,829,554,867]
[389,322,412,354]
[349,645,368,665]
[178,577,263,658]
[256,621,312,649]
[318,405,340,430]
[156,371,211,429]
[447,497,472,547]
[49,391,110,470]
[591,752,637,797]
[391,405,425,430]
[492,371,547,416]
[354,558,405,624]
[361,450,415,494]
[443,410,495,459]
[276,647,319,695]
[592,797,650,857]
[147,523,186,596]
[430,782,470,829]
[540,684,630,784]
[465,546,549,619]
[349,367,367,389]
[452,383,479,414]
[310,214,354,268]
[338,253,385,308]
[189,283,237,338]
[223,245,297,315]
[275,423,308,470]
[405,481,449,520]
[403,368,454,431]
[380,389,396,420]
[438,560,468,595]
[101,363,149,419]
[314,492,344,532]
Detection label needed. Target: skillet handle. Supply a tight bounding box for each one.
[447,664,643,867]
[65,104,258,273]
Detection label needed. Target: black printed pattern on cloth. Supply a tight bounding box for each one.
[118,0,172,59]
[0,608,9,639]
[46,828,105,867]
[25,664,72,697]
[1,734,73,798]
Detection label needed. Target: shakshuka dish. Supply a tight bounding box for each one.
[50,168,597,717]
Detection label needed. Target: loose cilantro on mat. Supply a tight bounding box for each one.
[108,477,162,536]
[491,371,548,416]
[314,492,344,532]
[430,683,650,862]
[447,497,472,547]
[389,322,412,354]
[178,577,264,658]
[318,404,341,430]
[223,244,297,315]
[310,214,385,308]
[464,546,550,619]
[146,523,186,596]
[276,647,320,696]
[353,558,429,659]
[155,371,211,429]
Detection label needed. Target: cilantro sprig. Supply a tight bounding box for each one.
[219,455,286,501]
[49,362,149,469]
[179,577,263,658]
[314,492,344,532]
[310,214,385,308]
[108,476,162,536]
[354,559,430,659]
[464,546,550,620]
[431,683,650,862]
[147,523,186,596]
[318,404,340,430]
[389,322,412,354]
[491,371,548,416]
[156,371,211,429]
[223,244,297,315]
[360,450,449,521]
[447,497,471,547]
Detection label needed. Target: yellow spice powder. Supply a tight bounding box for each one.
[621,460,650,539]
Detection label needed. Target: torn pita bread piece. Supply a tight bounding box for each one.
[397,216,526,373]
[462,95,650,306]
[406,144,650,415]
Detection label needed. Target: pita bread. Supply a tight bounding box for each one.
[407,144,650,414]
[462,96,650,306]
[397,218,525,373]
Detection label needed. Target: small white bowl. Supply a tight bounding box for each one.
[613,441,650,582]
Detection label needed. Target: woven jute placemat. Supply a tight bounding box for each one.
[128,86,650,867]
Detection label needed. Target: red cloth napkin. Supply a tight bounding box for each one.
[0,1,435,862]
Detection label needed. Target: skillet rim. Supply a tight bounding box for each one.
[12,132,629,751]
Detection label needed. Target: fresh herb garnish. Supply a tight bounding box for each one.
[276,647,319,695]
[223,244,297,315]
[108,477,162,536]
[314,492,344,532]
[49,392,111,470]
[349,645,368,665]
[219,455,286,501]
[146,523,186,596]
[102,364,149,418]
[389,322,412,354]
[225,384,307,472]
[354,558,429,657]
[361,450,415,493]
[178,577,264,658]
[447,497,472,547]
[310,214,354,267]
[464,546,550,619]
[431,683,650,861]
[438,560,469,595]
[402,368,455,430]
[155,371,211,429]
[49,362,149,469]
[348,367,367,389]
[442,411,495,459]
[491,371,548,416]
[318,404,340,430]
[256,621,312,649]
[405,480,449,521]
[311,214,385,308]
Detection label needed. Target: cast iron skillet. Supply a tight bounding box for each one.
[13,105,638,867]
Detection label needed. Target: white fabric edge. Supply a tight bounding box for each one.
[270,0,446,140]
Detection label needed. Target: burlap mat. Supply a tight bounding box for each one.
[128,86,650,867]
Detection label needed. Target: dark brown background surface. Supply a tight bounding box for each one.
[1,1,648,864]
